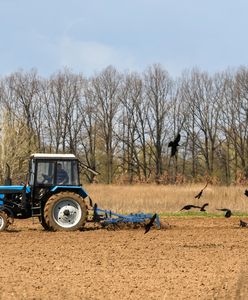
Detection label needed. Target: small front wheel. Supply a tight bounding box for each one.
[0,211,9,232]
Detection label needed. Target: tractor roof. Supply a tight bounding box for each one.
[30,153,77,160]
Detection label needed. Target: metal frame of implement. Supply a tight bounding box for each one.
[91,205,161,229]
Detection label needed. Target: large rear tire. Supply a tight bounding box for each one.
[44,192,88,231]
[0,211,9,232]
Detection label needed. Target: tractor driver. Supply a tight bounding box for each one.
[56,163,69,185]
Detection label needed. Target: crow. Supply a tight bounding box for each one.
[216,208,232,218]
[180,204,201,211]
[195,182,209,199]
[168,133,181,157]
[144,214,157,234]
[200,203,209,212]
[244,190,248,197]
[240,220,248,227]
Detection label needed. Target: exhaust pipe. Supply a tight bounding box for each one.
[4,163,12,185]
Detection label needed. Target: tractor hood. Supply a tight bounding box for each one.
[0,185,31,199]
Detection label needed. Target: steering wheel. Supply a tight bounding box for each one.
[42,174,51,184]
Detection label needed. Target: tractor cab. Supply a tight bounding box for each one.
[29,153,80,187]
[28,154,88,212]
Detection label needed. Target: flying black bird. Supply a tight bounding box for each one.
[195,182,209,199]
[216,208,232,218]
[244,190,248,197]
[240,220,248,227]
[144,214,157,234]
[200,203,209,212]
[168,133,181,157]
[180,204,201,211]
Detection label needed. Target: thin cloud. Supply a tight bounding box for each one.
[58,37,138,75]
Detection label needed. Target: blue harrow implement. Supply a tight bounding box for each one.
[90,203,161,230]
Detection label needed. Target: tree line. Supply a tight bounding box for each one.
[1,64,248,185]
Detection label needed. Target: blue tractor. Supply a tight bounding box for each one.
[0,153,90,231]
[0,153,161,232]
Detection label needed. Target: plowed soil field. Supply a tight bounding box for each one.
[1,217,248,300]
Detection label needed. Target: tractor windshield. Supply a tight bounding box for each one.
[36,160,80,186]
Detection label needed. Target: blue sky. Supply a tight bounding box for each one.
[0,0,248,78]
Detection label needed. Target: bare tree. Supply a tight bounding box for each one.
[182,69,222,178]
[143,64,172,182]
[219,67,248,182]
[169,78,188,180]
[91,66,122,183]
[118,72,147,183]
[77,79,99,182]
[43,69,82,152]
[0,71,43,181]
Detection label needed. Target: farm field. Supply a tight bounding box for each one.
[1,217,248,299]
[1,184,248,299]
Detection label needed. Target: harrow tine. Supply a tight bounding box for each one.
[89,197,93,207]
[93,203,101,223]
[155,214,161,229]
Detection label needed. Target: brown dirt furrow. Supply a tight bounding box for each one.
[0,217,248,299]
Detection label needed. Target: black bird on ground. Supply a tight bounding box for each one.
[216,208,232,218]
[240,220,248,227]
[168,133,181,157]
[180,204,201,211]
[144,214,157,234]
[200,203,209,211]
[244,190,248,197]
[195,182,209,199]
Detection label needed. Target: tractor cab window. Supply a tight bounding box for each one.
[71,160,80,185]
[36,161,55,185]
[36,160,79,186]
[56,162,69,185]
[56,160,79,186]
[28,159,36,186]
